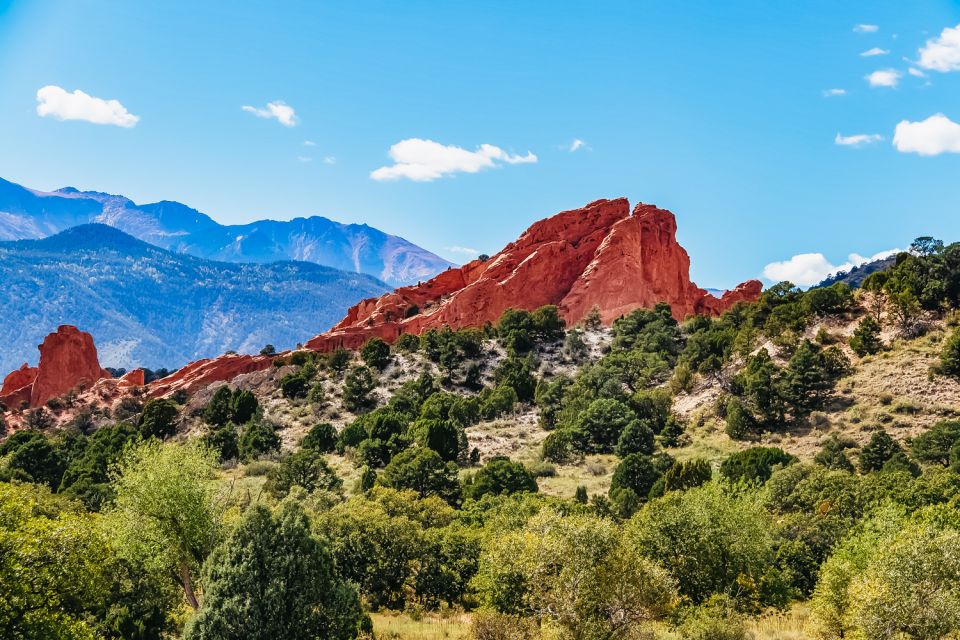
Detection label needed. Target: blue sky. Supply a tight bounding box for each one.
[2,1,960,288]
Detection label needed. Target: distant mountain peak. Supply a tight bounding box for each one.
[0,176,452,286]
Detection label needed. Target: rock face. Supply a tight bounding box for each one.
[148,353,274,399]
[306,199,762,351]
[0,326,111,410]
[30,326,112,407]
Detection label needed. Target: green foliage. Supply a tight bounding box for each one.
[803,283,854,317]
[941,327,960,378]
[408,418,462,462]
[480,385,518,419]
[107,440,221,609]
[720,447,797,484]
[615,418,655,457]
[659,458,713,494]
[676,595,750,640]
[572,398,636,453]
[301,422,337,453]
[379,447,463,506]
[496,307,536,354]
[138,399,179,440]
[342,365,376,413]
[475,509,677,637]
[492,356,537,402]
[394,332,420,353]
[610,453,660,500]
[60,423,140,509]
[184,503,365,640]
[859,429,901,473]
[611,303,681,360]
[2,430,67,488]
[202,424,239,463]
[911,420,960,465]
[238,419,281,462]
[265,449,343,498]
[361,337,392,371]
[327,348,351,373]
[464,457,538,501]
[814,436,855,472]
[280,371,310,399]
[849,315,883,356]
[203,386,259,426]
[534,376,571,429]
[780,341,850,418]
[541,429,574,463]
[625,481,777,605]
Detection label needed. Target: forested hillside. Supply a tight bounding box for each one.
[3,238,960,640]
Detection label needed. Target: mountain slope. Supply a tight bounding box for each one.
[0,224,389,371]
[0,177,453,285]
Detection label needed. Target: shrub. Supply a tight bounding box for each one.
[202,424,239,462]
[408,419,461,462]
[615,418,655,457]
[660,458,712,494]
[720,447,796,484]
[850,316,883,356]
[239,419,281,461]
[492,357,537,402]
[302,422,337,453]
[610,453,659,500]
[859,430,901,473]
[361,338,392,371]
[343,366,376,413]
[378,447,462,506]
[480,385,518,419]
[139,398,179,440]
[394,333,420,353]
[940,328,960,378]
[814,436,855,472]
[464,457,538,501]
[541,430,574,463]
[573,398,635,453]
[280,372,310,399]
[265,449,343,498]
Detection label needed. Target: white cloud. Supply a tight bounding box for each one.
[370,138,537,182]
[569,138,588,152]
[835,132,883,146]
[917,24,960,72]
[763,249,900,287]
[860,47,889,57]
[854,24,879,33]
[908,67,926,77]
[303,140,316,146]
[822,88,847,97]
[866,68,901,87]
[446,245,481,257]
[323,156,336,165]
[893,113,960,155]
[241,101,297,126]
[35,85,139,128]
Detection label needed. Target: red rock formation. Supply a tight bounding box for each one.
[307,199,762,351]
[30,325,112,407]
[119,368,146,387]
[148,353,274,399]
[0,363,38,409]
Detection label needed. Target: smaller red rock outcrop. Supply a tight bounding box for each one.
[0,326,111,410]
[148,353,274,399]
[306,198,763,351]
[0,363,38,410]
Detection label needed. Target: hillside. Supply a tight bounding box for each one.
[0,177,453,286]
[0,224,388,371]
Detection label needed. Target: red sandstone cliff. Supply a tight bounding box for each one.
[306,199,762,351]
[0,326,111,410]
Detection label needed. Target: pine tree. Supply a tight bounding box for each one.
[850,316,883,357]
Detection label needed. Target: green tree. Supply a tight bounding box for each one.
[139,398,179,440]
[493,356,537,402]
[378,447,462,506]
[408,418,461,462]
[280,372,310,399]
[343,366,376,413]
[229,390,258,425]
[659,458,713,494]
[239,419,281,461]
[941,328,960,378]
[496,308,536,354]
[911,420,960,466]
[202,424,239,463]
[480,385,518,419]
[361,337,392,371]
[573,398,636,453]
[859,430,901,473]
[720,447,797,484]
[610,453,660,500]
[616,418,655,457]
[849,316,883,357]
[625,481,776,605]
[530,305,565,342]
[814,436,855,472]
[184,503,365,640]
[3,431,67,488]
[203,386,233,426]
[107,441,221,610]
[301,422,337,453]
[464,457,538,501]
[265,449,343,499]
[474,509,677,637]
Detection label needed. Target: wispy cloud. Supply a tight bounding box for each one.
[835,132,883,147]
[763,249,899,287]
[854,24,879,33]
[908,67,926,77]
[866,68,901,87]
[241,101,298,126]
[893,113,960,156]
[297,156,312,163]
[323,156,336,165]
[303,140,316,146]
[446,245,481,257]
[917,23,960,72]
[35,85,139,128]
[370,138,537,182]
[568,138,589,152]
[860,47,889,57]
[822,88,847,97]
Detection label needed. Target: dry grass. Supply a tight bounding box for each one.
[371,611,471,640]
